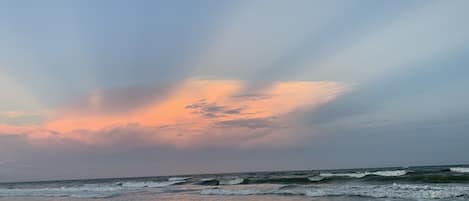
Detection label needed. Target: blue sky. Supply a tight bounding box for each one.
[1,0,469,182]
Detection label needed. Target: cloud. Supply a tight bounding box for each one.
[186,99,245,118]
[67,84,173,115]
[0,79,349,149]
[0,110,46,126]
[215,117,280,130]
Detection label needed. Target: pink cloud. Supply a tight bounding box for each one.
[0,79,350,148]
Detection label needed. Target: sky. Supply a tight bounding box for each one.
[1,0,469,182]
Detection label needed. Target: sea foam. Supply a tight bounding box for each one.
[450,167,469,173]
[200,183,469,200]
[168,177,191,181]
[319,170,407,178]
[219,178,245,185]
[0,180,185,198]
[0,186,126,198]
[120,180,184,188]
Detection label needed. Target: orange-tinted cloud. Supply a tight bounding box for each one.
[0,79,349,148]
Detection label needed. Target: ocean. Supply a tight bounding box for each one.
[1,165,469,201]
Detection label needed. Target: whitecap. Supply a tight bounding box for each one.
[200,177,216,182]
[319,170,406,178]
[121,180,184,188]
[168,177,190,181]
[307,176,325,181]
[201,188,263,195]
[372,170,407,177]
[200,183,469,200]
[319,172,367,178]
[450,167,469,173]
[219,178,244,185]
[304,184,469,199]
[0,185,125,198]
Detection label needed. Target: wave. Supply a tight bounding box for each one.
[201,184,469,200]
[2,165,468,199]
[307,176,325,182]
[244,176,314,184]
[303,184,469,199]
[201,188,264,196]
[0,180,185,198]
[120,180,185,188]
[197,177,245,185]
[0,185,127,198]
[168,177,191,181]
[219,178,244,185]
[319,172,367,178]
[212,170,408,185]
[372,170,407,176]
[119,176,189,188]
[198,178,219,185]
[450,167,469,173]
[320,170,407,178]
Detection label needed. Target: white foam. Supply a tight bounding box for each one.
[0,186,125,198]
[200,184,469,199]
[200,177,216,182]
[121,180,183,188]
[219,178,244,185]
[168,177,190,181]
[201,188,263,195]
[0,180,185,198]
[450,167,469,173]
[303,184,469,199]
[320,170,406,178]
[307,176,325,181]
[200,184,282,195]
[372,170,407,177]
[320,172,367,178]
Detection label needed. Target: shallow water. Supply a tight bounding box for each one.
[0,192,379,201]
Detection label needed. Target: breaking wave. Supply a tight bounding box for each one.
[2,165,468,199]
[119,180,185,188]
[201,184,469,200]
[0,185,127,198]
[0,180,185,198]
[219,178,244,185]
[243,176,313,184]
[451,167,469,173]
[319,170,407,178]
[168,177,191,181]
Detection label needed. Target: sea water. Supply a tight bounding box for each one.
[1,165,468,201]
